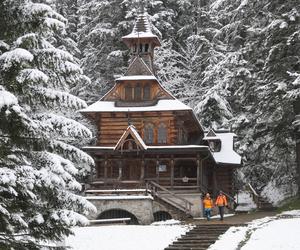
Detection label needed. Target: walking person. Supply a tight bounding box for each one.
[203,193,213,221]
[215,191,227,221]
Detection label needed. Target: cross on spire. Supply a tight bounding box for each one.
[138,0,145,14]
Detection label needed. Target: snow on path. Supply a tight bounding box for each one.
[242,218,300,250]
[66,224,189,250]
[209,210,300,250]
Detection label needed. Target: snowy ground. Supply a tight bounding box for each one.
[208,210,300,250]
[66,222,190,250]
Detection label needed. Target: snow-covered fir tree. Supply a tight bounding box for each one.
[0,0,95,248]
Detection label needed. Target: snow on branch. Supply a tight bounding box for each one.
[0,87,18,110]
[16,68,49,84]
[0,48,33,71]
[24,3,67,24]
[33,113,92,138]
[49,140,94,172]
[30,86,87,110]
[15,33,54,50]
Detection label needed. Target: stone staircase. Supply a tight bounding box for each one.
[165,224,236,250]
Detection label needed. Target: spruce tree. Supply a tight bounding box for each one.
[0,1,95,248]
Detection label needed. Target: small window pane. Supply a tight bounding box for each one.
[139,44,143,52]
[125,86,133,101]
[144,124,154,144]
[143,85,150,100]
[158,123,167,144]
[145,44,149,52]
[135,85,142,101]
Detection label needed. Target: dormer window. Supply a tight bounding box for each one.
[143,85,150,100]
[125,86,133,101]
[144,123,154,144]
[158,123,167,143]
[134,85,142,101]
[208,140,221,152]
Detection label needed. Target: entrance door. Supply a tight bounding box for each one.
[123,160,141,180]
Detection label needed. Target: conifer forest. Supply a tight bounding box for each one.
[0,0,299,248]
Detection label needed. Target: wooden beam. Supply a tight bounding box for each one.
[156,155,159,182]
[140,157,145,180]
[104,157,108,179]
[118,161,123,180]
[171,155,174,190]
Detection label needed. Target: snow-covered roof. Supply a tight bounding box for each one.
[83,144,209,152]
[116,75,157,81]
[204,131,241,165]
[80,99,192,113]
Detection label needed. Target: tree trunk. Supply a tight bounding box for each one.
[293,99,300,196]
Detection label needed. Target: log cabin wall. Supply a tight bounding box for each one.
[97,111,178,146]
[103,79,172,102]
[215,167,234,195]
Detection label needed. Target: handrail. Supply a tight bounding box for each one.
[246,183,260,207]
[247,183,259,197]
[146,181,193,215]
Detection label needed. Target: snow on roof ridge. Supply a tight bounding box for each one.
[114,125,147,150]
[80,99,192,113]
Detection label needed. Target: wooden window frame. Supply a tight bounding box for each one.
[158,123,167,144]
[144,123,154,144]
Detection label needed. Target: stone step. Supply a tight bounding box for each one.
[165,247,209,250]
[178,237,218,240]
[165,247,208,250]
[177,239,216,242]
[164,223,234,250]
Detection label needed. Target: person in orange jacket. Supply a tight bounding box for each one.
[215,191,228,221]
[203,193,214,221]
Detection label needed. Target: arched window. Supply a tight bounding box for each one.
[158,123,167,144]
[134,85,142,101]
[125,86,133,101]
[144,123,154,144]
[145,44,149,52]
[143,85,150,100]
[139,43,143,52]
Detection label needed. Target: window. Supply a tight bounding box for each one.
[178,127,187,144]
[144,123,154,144]
[139,44,143,52]
[134,85,142,101]
[125,86,133,101]
[143,85,150,100]
[208,140,221,152]
[145,44,149,52]
[158,123,167,143]
[133,44,137,53]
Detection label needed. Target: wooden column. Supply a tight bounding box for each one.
[156,156,159,183]
[212,167,218,196]
[170,156,174,190]
[118,160,123,180]
[197,156,200,191]
[104,156,108,179]
[140,157,145,181]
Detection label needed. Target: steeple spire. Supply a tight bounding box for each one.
[138,0,145,14]
[122,3,161,74]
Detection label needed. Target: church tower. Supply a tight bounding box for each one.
[122,8,160,74]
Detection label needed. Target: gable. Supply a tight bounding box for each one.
[115,125,147,152]
[206,129,217,137]
[126,56,152,76]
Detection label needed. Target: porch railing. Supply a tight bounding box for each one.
[146,180,193,215]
